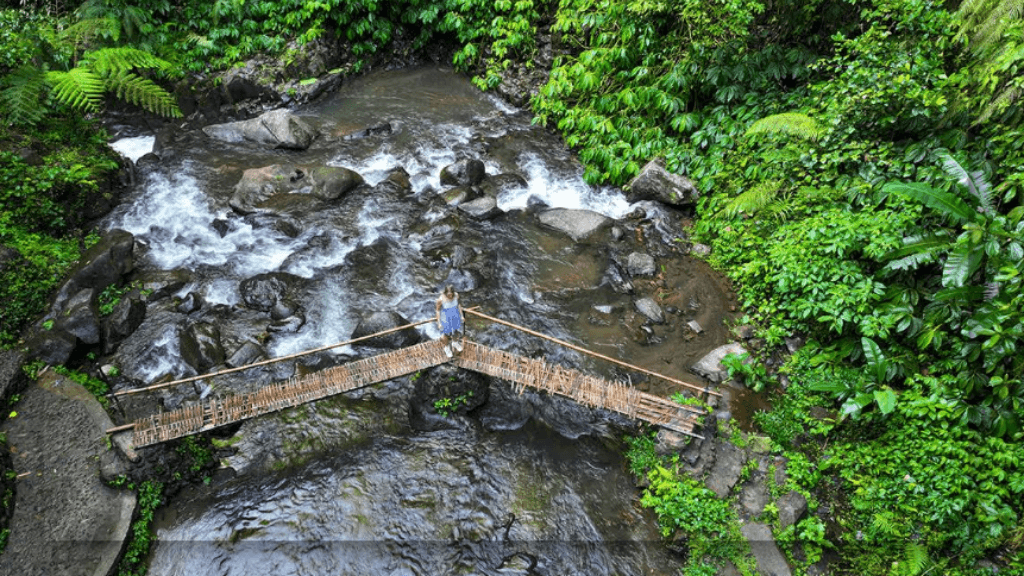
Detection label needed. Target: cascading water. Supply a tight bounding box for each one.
[105,66,734,575]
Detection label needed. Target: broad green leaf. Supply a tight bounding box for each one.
[874,388,897,415]
[942,245,983,287]
[883,182,979,224]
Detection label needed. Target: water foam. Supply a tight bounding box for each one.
[109,135,155,163]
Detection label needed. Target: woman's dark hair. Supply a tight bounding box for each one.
[443,285,455,298]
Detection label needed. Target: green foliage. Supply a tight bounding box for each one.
[53,365,109,407]
[176,436,214,473]
[116,480,163,576]
[745,112,825,142]
[433,390,473,417]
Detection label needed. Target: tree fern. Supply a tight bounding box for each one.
[957,0,1024,54]
[0,65,49,126]
[899,542,929,576]
[45,67,106,113]
[106,70,180,117]
[62,17,122,48]
[745,112,825,142]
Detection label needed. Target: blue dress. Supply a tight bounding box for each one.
[440,296,462,335]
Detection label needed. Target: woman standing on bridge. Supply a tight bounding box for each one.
[436,284,464,358]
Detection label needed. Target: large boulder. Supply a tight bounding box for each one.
[101,293,147,354]
[202,109,318,150]
[478,173,527,198]
[537,208,610,242]
[440,158,486,187]
[409,362,490,431]
[692,342,747,383]
[238,272,307,313]
[229,164,302,214]
[458,196,501,220]
[56,288,101,345]
[777,491,808,530]
[179,322,225,372]
[626,160,699,207]
[52,229,134,307]
[308,166,364,201]
[350,311,422,349]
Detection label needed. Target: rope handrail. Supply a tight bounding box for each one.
[464,309,720,397]
[111,316,439,397]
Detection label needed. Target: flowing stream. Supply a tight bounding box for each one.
[104,66,740,575]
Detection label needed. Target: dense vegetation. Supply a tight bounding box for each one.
[2,0,1023,573]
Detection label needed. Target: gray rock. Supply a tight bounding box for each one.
[229,164,302,214]
[458,196,501,220]
[308,166,364,200]
[442,185,475,206]
[176,291,204,314]
[625,252,656,277]
[741,522,792,576]
[706,438,745,498]
[52,229,134,309]
[25,328,77,365]
[102,293,146,354]
[477,173,527,198]
[57,288,100,345]
[537,208,610,242]
[179,322,225,372]
[634,297,665,324]
[626,159,699,206]
[739,479,770,519]
[691,243,712,257]
[440,158,486,186]
[239,272,306,312]
[688,319,704,333]
[135,269,190,302]
[203,108,318,150]
[655,428,691,455]
[226,341,267,368]
[351,311,422,349]
[603,262,634,294]
[777,491,808,530]
[692,342,747,383]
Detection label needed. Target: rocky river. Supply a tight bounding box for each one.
[18,65,750,575]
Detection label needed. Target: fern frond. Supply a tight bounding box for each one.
[104,70,182,118]
[84,47,175,76]
[61,17,120,49]
[883,233,952,272]
[45,68,105,113]
[745,112,825,142]
[977,83,1022,124]
[901,542,929,576]
[1,65,50,126]
[960,0,1024,54]
[720,180,784,218]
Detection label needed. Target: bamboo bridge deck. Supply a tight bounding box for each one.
[113,310,715,448]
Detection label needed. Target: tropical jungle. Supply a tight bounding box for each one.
[1,0,1023,575]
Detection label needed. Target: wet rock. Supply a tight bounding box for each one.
[634,297,665,324]
[739,479,770,519]
[176,291,204,314]
[687,320,703,334]
[525,194,549,212]
[602,262,634,294]
[441,185,476,206]
[691,243,712,258]
[212,218,230,237]
[268,313,305,333]
[440,158,486,186]
[229,164,300,214]
[741,522,793,576]
[409,362,490,431]
[351,311,422,349]
[537,208,610,242]
[226,341,267,368]
[57,288,101,345]
[25,328,77,365]
[735,324,756,339]
[449,245,477,268]
[203,108,318,150]
[626,159,699,207]
[625,252,656,277]
[270,299,299,321]
[441,268,482,292]
[102,293,147,354]
[239,272,306,312]
[691,342,747,383]
[777,491,808,530]
[458,196,501,220]
[378,167,412,195]
[135,269,190,302]
[53,229,134,308]
[478,173,527,198]
[341,121,392,140]
[706,438,745,498]
[307,166,364,201]
[655,429,691,455]
[785,336,805,354]
[222,73,269,104]
[179,322,225,372]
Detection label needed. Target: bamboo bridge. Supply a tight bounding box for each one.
[108,310,718,448]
